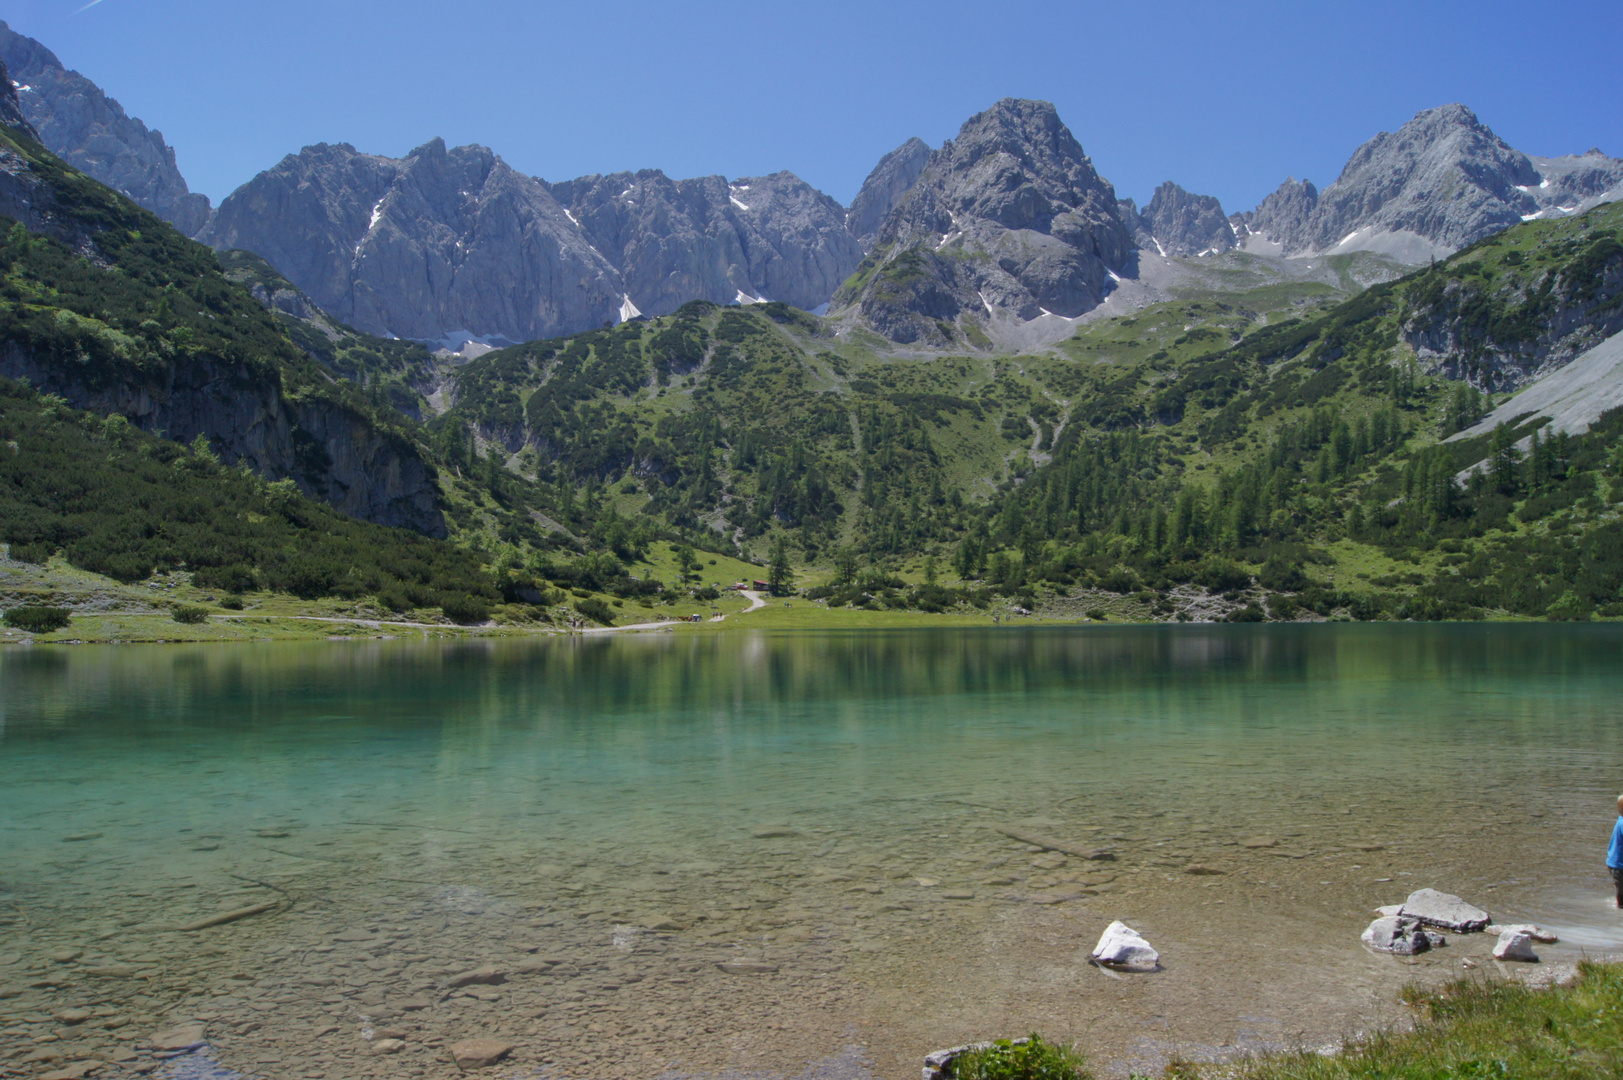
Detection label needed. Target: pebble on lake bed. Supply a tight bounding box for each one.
[149,1021,206,1051]
[449,1038,513,1069]
[446,965,506,988]
[751,824,798,838]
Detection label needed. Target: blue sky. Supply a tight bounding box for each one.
[6,0,1621,213]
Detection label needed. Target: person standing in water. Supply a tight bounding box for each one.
[1610,794,1623,908]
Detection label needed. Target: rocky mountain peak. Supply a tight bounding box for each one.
[1129,181,1235,257]
[1236,104,1553,260]
[0,19,210,235]
[838,98,1132,346]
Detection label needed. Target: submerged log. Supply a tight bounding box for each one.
[178,900,281,931]
[993,826,1114,860]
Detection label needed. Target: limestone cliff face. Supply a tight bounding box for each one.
[845,136,932,249]
[203,140,864,343]
[0,344,446,535]
[0,58,38,140]
[0,19,210,235]
[200,139,624,343]
[834,98,1134,345]
[547,168,862,316]
[1400,243,1623,393]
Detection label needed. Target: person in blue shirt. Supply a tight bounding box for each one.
[1609,794,1623,908]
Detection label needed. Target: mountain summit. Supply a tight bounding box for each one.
[1233,104,1623,260]
[833,98,1133,346]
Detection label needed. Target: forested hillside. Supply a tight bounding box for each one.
[4,112,1623,625]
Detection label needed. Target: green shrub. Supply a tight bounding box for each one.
[948,1035,1090,1080]
[440,596,491,624]
[575,597,615,626]
[1098,567,1140,594]
[171,605,209,624]
[219,596,244,610]
[3,606,71,632]
[7,541,51,563]
[1257,555,1306,591]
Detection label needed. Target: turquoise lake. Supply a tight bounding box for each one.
[2,625,1621,1079]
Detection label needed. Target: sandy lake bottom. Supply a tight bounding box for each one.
[3,625,1622,1080]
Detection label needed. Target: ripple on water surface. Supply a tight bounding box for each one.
[2,624,1622,1079]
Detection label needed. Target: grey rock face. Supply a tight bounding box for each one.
[205,141,860,343]
[1231,177,1318,254]
[1398,888,1490,933]
[1529,150,1623,216]
[845,136,932,248]
[202,139,624,343]
[1127,181,1235,257]
[0,58,38,140]
[547,167,862,317]
[0,343,445,536]
[0,19,210,235]
[836,98,1133,345]
[1308,104,1537,255]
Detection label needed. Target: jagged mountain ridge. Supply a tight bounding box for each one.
[200,140,864,346]
[0,19,210,235]
[545,168,862,316]
[199,139,626,345]
[1120,182,1236,258]
[3,11,1620,353]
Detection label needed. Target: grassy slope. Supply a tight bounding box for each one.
[1168,961,1622,1080]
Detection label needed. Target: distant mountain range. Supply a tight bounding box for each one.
[4,18,1620,351]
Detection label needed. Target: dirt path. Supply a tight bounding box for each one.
[584,591,770,633]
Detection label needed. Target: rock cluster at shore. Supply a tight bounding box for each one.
[1361,888,1555,961]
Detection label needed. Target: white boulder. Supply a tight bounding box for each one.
[1493,930,1539,962]
[1091,920,1159,970]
